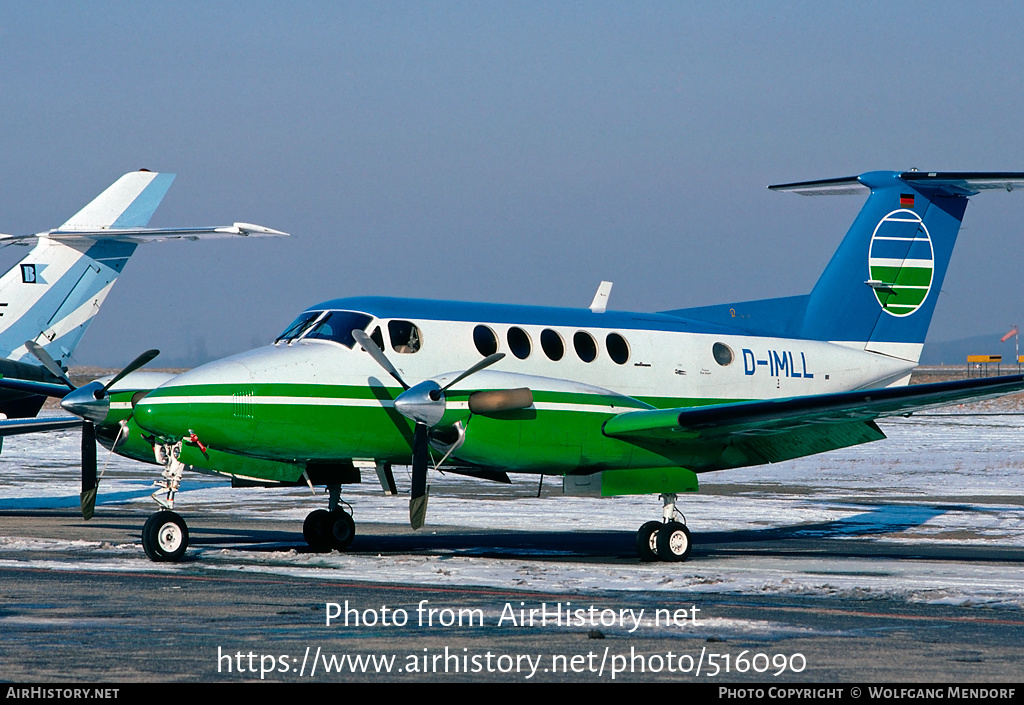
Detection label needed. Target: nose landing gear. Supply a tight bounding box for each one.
[142,440,191,562]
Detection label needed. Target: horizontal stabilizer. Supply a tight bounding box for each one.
[0,222,289,244]
[899,171,1024,195]
[771,171,1024,197]
[768,176,867,196]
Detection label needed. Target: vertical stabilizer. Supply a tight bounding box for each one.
[771,171,1024,363]
[0,171,288,421]
[59,171,175,230]
[0,171,176,365]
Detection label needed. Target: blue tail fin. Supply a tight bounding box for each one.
[793,171,968,361]
[668,171,1024,363]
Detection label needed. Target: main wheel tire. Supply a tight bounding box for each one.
[636,521,662,562]
[303,509,332,551]
[655,521,692,562]
[142,511,189,562]
[328,509,356,550]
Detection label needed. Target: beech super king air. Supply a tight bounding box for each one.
[31,170,1024,563]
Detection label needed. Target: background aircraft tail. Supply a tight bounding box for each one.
[668,171,1024,364]
[0,171,174,367]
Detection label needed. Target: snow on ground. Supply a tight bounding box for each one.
[2,402,1024,613]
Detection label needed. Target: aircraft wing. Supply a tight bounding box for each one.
[0,222,289,245]
[0,376,72,398]
[603,374,1024,469]
[0,416,83,437]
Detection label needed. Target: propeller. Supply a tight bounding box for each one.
[352,328,533,529]
[25,341,159,519]
[352,329,409,391]
[24,340,75,390]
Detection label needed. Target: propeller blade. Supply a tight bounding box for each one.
[25,340,75,390]
[468,387,534,414]
[80,422,98,520]
[352,329,409,391]
[409,422,429,529]
[83,421,130,521]
[100,349,159,396]
[439,353,505,394]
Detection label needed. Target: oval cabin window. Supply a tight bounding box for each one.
[573,331,598,363]
[606,333,630,365]
[507,327,532,359]
[713,342,734,366]
[540,329,564,361]
[473,325,498,356]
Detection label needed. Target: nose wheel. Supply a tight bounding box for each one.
[142,510,189,562]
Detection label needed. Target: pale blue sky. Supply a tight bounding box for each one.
[2,2,1023,365]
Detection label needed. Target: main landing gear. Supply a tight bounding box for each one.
[302,483,356,552]
[635,493,692,562]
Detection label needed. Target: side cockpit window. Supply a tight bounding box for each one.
[369,326,385,351]
[276,311,322,343]
[388,320,422,354]
[304,311,374,348]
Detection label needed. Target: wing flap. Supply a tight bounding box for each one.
[725,420,886,466]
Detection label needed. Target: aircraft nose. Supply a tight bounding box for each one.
[131,393,176,439]
[133,357,254,442]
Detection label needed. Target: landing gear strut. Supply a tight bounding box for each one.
[635,493,692,562]
[142,441,191,562]
[303,483,356,552]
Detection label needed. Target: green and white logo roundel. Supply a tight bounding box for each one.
[867,209,934,317]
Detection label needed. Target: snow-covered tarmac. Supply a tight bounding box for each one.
[2,400,1023,614]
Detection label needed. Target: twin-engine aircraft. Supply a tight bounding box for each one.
[12,170,1024,563]
[0,170,287,432]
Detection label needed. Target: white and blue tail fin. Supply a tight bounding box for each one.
[669,171,1024,365]
[0,171,174,366]
[58,170,176,231]
[785,171,1024,363]
[0,170,288,368]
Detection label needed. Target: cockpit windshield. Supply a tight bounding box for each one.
[304,311,374,348]
[275,311,322,343]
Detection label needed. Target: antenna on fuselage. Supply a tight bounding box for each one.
[590,281,613,313]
